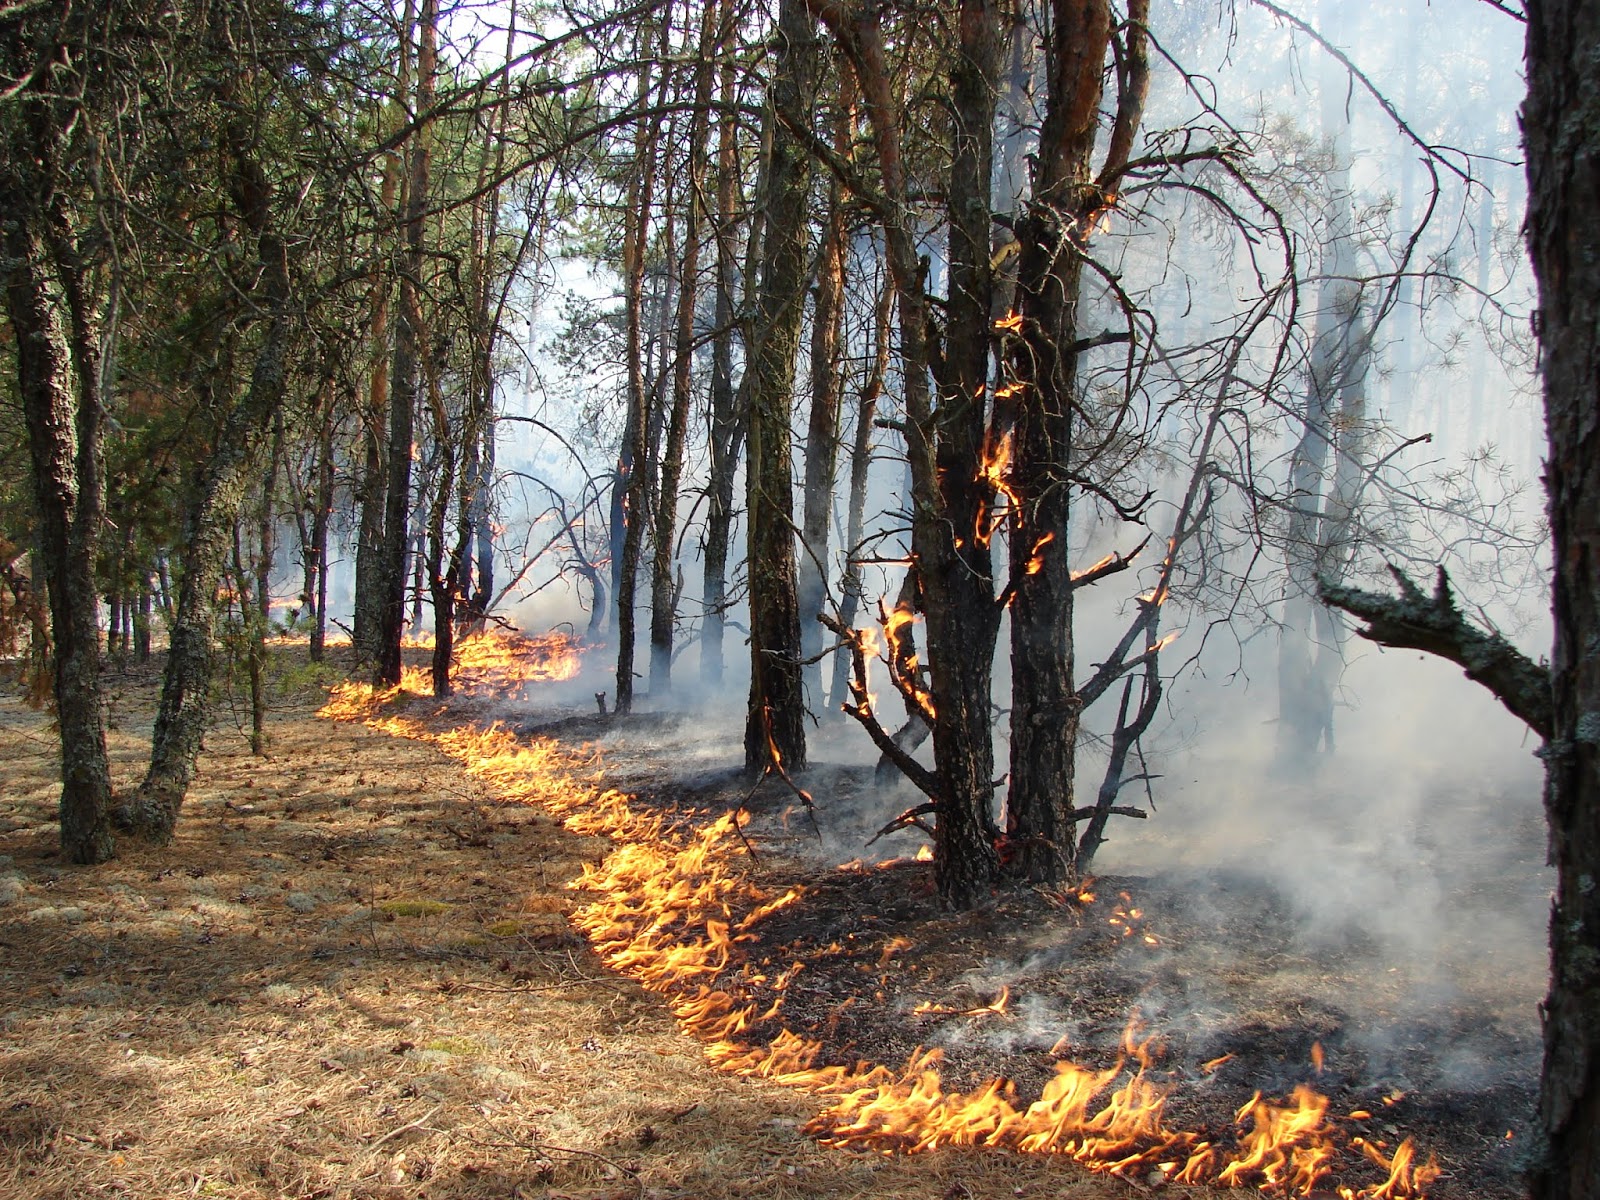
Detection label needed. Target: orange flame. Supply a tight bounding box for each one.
[1025,532,1056,575]
[318,674,1442,1200]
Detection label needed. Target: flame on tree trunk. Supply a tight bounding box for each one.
[1003,0,1147,886]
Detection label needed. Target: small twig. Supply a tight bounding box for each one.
[368,1104,441,1150]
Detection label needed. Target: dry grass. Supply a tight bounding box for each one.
[0,649,1164,1200]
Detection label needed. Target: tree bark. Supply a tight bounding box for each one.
[128,103,295,842]
[1524,4,1600,1195]
[376,0,435,688]
[614,32,665,715]
[699,0,749,688]
[2,197,116,864]
[1002,0,1148,886]
[650,0,717,695]
[798,78,852,713]
[743,0,819,774]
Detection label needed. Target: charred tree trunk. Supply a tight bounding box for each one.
[742,0,818,774]
[1522,7,1600,1192]
[1003,0,1147,886]
[808,0,1002,905]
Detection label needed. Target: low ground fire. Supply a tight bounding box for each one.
[307,629,1527,1200]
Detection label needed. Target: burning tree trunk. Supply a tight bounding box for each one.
[809,0,1004,906]
[742,0,819,773]
[1001,0,1148,885]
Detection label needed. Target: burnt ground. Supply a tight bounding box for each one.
[0,644,1539,1200]
[520,703,1541,1200]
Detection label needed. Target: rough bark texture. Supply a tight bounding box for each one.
[132,258,291,841]
[742,0,818,773]
[1525,4,1600,1196]
[1321,566,1552,739]
[2,197,116,864]
[376,0,435,688]
[699,8,746,688]
[613,46,662,716]
[1000,0,1113,885]
[808,0,1003,905]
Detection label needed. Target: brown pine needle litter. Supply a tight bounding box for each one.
[0,647,1187,1200]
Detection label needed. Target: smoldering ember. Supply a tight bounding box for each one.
[3,2,1598,1199]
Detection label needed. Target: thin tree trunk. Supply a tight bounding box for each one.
[615,28,665,715]
[798,76,852,714]
[829,271,892,709]
[377,0,435,688]
[649,0,716,695]
[699,0,749,687]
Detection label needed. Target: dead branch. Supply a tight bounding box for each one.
[865,802,937,846]
[819,613,940,799]
[1069,534,1152,591]
[1068,805,1147,821]
[1320,564,1551,739]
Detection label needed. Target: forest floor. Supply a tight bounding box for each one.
[0,639,1537,1200]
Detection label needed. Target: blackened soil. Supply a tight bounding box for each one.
[571,746,1537,1200]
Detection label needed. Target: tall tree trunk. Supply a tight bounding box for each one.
[650,0,717,695]
[1277,37,1372,763]
[798,78,852,714]
[377,0,435,688]
[742,0,819,772]
[700,0,749,687]
[1524,4,1600,1195]
[354,145,401,663]
[1,198,116,864]
[614,33,665,715]
[1003,0,1147,886]
[829,271,892,709]
[808,0,1002,904]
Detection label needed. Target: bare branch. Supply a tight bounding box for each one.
[1320,565,1551,739]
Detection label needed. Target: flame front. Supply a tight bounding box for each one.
[318,642,1439,1199]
